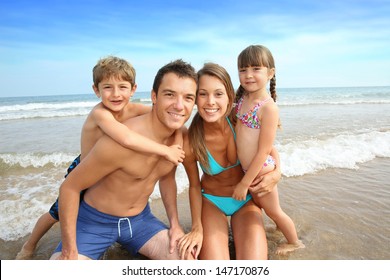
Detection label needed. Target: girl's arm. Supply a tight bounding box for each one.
[233,103,279,199]
[92,106,184,165]
[177,131,203,259]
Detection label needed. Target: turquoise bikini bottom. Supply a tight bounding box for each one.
[202,190,252,216]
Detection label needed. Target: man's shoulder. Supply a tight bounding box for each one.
[170,125,187,146]
[126,103,152,117]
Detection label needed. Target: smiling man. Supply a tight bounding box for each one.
[50,59,197,260]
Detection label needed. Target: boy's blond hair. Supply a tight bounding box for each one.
[92,56,136,88]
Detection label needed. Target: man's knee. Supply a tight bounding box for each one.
[49,251,91,260]
[50,252,61,260]
[139,230,179,260]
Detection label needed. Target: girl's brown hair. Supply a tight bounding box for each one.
[236,45,277,103]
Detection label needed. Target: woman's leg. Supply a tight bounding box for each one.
[231,201,267,260]
[199,197,230,260]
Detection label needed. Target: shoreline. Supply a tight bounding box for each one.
[1,157,389,260]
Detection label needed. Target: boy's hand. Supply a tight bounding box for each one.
[164,145,185,165]
[232,182,249,201]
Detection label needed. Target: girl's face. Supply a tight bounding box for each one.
[196,74,229,123]
[238,66,274,94]
[93,77,136,112]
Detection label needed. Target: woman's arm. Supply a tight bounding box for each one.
[249,146,281,197]
[177,132,203,259]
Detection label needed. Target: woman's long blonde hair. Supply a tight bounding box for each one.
[188,62,236,172]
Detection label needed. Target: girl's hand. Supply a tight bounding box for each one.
[232,182,249,201]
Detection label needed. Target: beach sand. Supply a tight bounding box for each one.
[2,157,389,260]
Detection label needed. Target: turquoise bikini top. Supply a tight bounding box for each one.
[199,117,240,175]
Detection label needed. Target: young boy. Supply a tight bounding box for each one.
[16,56,185,259]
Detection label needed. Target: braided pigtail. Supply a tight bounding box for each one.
[269,74,282,129]
[235,85,246,103]
[269,75,277,102]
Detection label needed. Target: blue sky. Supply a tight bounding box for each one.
[1,0,389,97]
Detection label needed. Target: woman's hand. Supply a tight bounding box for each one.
[249,167,281,197]
[177,228,203,260]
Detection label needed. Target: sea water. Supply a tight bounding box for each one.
[1,86,390,241]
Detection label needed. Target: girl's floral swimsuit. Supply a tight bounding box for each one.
[235,96,276,169]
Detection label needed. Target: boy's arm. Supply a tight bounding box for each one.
[93,106,184,165]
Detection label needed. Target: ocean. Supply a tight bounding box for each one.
[1,86,390,259]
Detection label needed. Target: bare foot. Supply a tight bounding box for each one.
[275,240,305,255]
[15,243,34,260]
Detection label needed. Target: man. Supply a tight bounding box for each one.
[50,59,197,260]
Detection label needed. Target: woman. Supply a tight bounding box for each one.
[178,62,281,259]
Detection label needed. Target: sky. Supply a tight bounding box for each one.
[0,0,389,97]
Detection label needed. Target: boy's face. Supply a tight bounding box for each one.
[151,72,196,130]
[92,77,136,112]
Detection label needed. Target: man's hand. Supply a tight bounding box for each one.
[168,225,185,255]
[55,248,79,260]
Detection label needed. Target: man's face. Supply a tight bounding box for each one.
[152,72,196,130]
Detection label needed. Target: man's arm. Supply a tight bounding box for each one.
[56,137,122,259]
[158,167,184,255]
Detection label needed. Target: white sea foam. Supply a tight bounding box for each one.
[0,152,76,168]
[2,130,390,176]
[0,172,63,240]
[278,99,390,107]
[0,101,97,120]
[0,101,97,112]
[280,130,390,177]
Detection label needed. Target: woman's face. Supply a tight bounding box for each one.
[196,74,229,123]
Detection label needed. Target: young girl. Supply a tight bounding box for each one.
[233,45,304,255]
